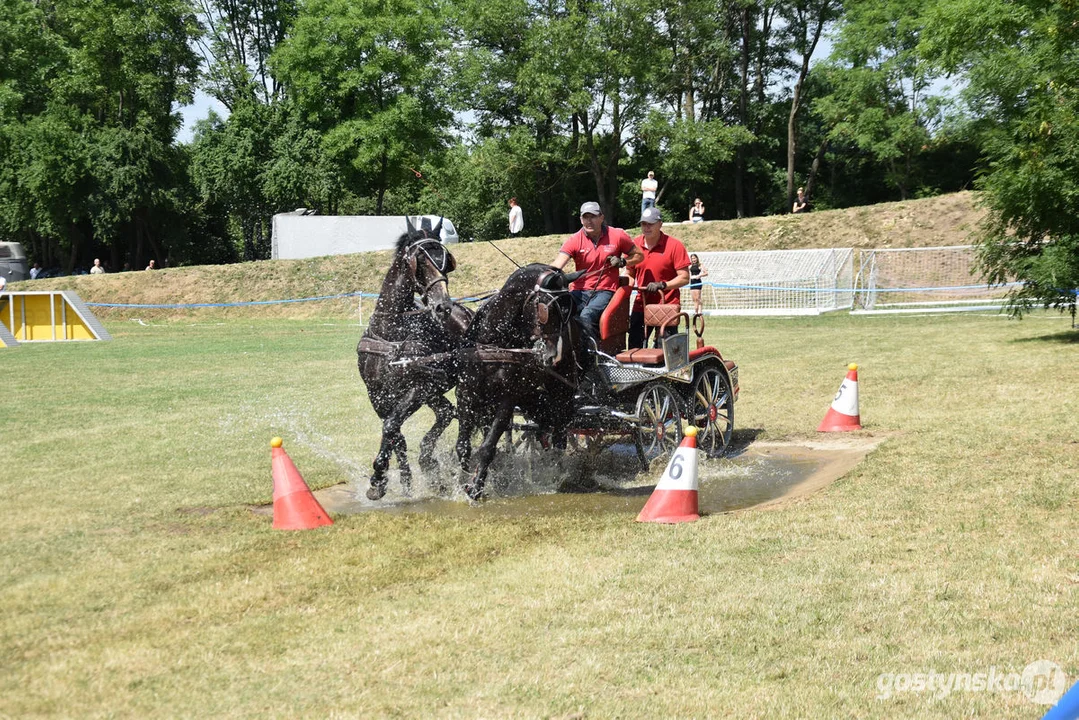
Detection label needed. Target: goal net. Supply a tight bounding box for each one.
[854,245,1008,312]
[686,248,855,315]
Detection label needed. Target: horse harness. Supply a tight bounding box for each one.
[376,270,580,389]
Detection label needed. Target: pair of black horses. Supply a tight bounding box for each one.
[356,219,587,501]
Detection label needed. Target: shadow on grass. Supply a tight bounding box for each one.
[726,427,765,456]
[1011,328,1079,344]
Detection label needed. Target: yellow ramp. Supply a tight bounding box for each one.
[0,291,112,345]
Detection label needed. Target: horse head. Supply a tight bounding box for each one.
[528,267,580,367]
[400,219,456,320]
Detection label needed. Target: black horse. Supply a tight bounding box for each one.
[454,263,587,500]
[357,219,472,500]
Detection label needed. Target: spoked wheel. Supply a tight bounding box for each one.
[687,364,734,458]
[634,382,684,461]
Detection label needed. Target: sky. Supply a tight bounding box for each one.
[177,90,229,144]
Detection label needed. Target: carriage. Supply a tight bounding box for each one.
[357,225,739,501]
[505,275,740,468]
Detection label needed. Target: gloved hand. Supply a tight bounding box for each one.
[645,281,667,293]
[606,255,626,268]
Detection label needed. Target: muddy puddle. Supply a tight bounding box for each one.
[310,436,885,519]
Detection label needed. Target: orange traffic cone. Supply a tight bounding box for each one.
[817,363,862,432]
[637,426,700,524]
[270,437,334,530]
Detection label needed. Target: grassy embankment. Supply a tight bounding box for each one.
[14,191,984,318]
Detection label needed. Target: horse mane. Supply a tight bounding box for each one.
[395,230,416,255]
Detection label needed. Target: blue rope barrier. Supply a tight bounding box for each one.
[85,289,497,310]
[86,290,377,309]
[699,280,1024,294]
[83,281,1066,310]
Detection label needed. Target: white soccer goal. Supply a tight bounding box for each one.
[684,248,855,315]
[854,245,1008,313]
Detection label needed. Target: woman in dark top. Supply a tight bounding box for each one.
[689,253,708,315]
[689,198,705,223]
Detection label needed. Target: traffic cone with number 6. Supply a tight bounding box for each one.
[637,426,700,524]
[818,363,862,432]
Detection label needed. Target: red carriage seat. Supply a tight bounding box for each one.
[596,276,632,355]
[615,304,686,365]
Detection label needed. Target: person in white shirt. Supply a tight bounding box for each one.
[640,171,658,213]
[90,258,105,274]
[29,263,42,279]
[508,197,524,234]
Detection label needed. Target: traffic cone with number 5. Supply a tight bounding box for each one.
[818,363,862,432]
[637,426,700,524]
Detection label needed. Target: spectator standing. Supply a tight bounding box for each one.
[640,171,658,213]
[29,263,42,280]
[508,198,524,234]
[629,207,691,349]
[550,201,643,346]
[689,198,705,223]
[792,187,809,213]
[689,253,709,315]
[145,260,156,271]
[90,258,105,275]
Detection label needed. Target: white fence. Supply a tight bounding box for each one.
[687,245,1007,316]
[854,245,1006,313]
[684,248,855,315]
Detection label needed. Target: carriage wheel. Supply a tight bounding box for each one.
[688,365,734,458]
[634,382,683,461]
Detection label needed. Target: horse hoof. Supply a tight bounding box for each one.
[366,484,387,501]
[463,483,485,502]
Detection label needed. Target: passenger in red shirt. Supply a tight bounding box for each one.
[629,207,691,349]
[551,201,643,345]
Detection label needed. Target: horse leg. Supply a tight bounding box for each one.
[391,432,412,497]
[419,394,455,474]
[367,390,425,501]
[367,429,396,501]
[463,399,516,501]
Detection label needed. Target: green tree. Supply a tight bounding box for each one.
[922,0,1079,319]
[813,0,945,200]
[273,0,452,214]
[0,0,199,270]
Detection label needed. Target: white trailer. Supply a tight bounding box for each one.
[270,213,458,260]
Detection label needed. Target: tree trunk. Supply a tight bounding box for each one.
[786,94,800,212]
[785,2,832,212]
[735,6,751,219]
[805,137,829,201]
[376,149,388,214]
[65,224,80,275]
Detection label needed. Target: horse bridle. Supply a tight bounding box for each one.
[407,237,456,297]
[527,270,575,350]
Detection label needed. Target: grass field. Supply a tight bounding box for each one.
[2,309,1077,718]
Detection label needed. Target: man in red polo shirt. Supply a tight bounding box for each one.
[629,206,691,349]
[550,201,643,345]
